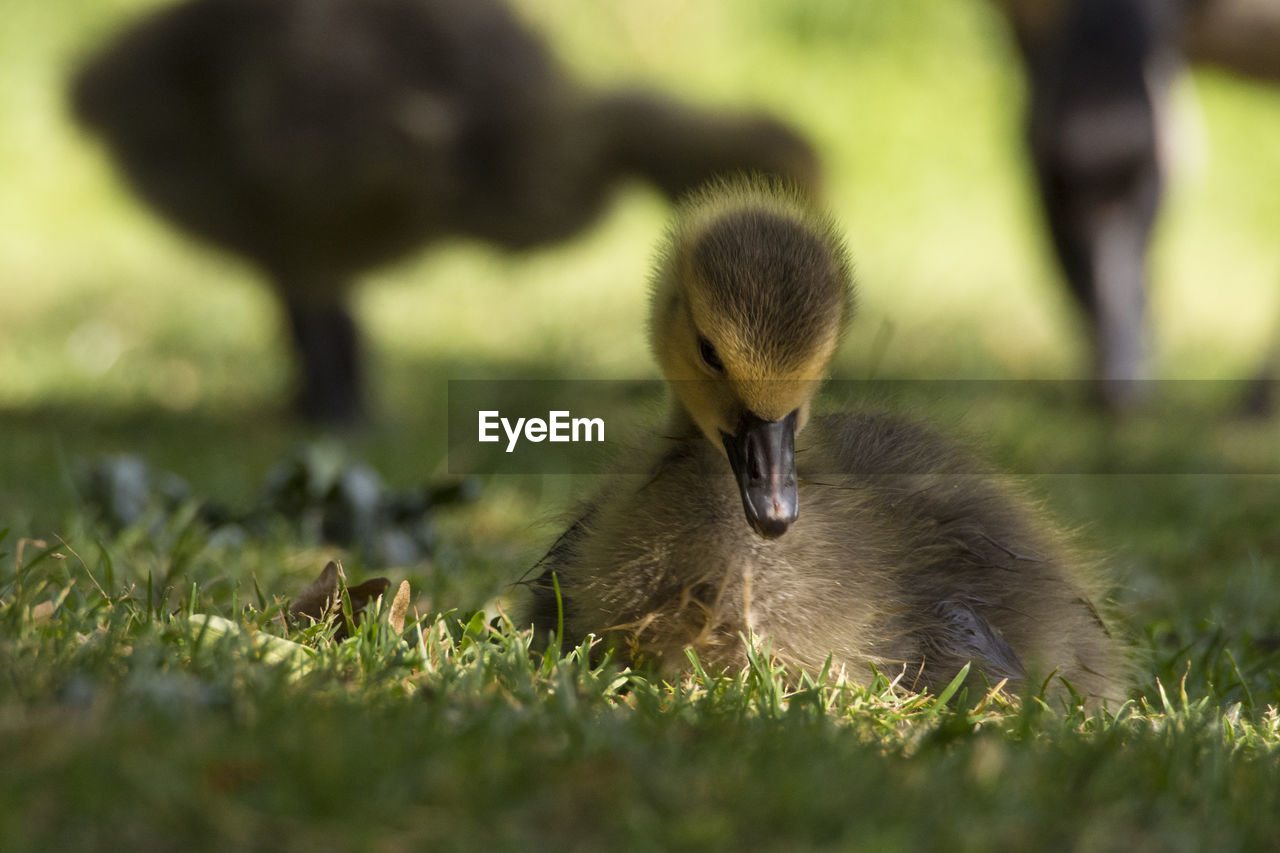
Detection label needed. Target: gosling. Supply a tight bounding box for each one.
[71,0,820,422]
[526,179,1129,703]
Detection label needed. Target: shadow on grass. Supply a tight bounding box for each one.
[5,353,1279,520]
[0,352,603,529]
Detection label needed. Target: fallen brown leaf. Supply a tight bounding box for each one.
[289,561,390,640]
[289,561,342,623]
[30,600,54,626]
[388,580,411,634]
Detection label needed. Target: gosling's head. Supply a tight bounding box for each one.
[649,178,854,538]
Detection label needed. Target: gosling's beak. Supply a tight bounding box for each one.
[720,409,799,539]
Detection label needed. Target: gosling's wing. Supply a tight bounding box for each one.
[930,598,1027,684]
[521,504,597,637]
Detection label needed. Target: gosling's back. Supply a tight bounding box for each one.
[532,411,1127,701]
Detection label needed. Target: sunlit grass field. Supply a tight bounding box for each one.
[3,0,1280,848]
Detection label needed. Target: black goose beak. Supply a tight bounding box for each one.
[720,409,799,539]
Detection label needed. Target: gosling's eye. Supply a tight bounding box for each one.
[697,335,725,373]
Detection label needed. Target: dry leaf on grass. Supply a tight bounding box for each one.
[188,614,314,674]
[30,600,55,626]
[388,580,411,634]
[289,561,391,640]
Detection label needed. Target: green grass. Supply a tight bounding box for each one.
[4,529,1280,851]
[3,0,1280,849]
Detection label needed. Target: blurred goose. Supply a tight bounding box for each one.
[1011,0,1185,411]
[527,179,1128,702]
[71,0,819,422]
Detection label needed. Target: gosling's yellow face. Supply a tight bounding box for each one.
[650,186,852,538]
